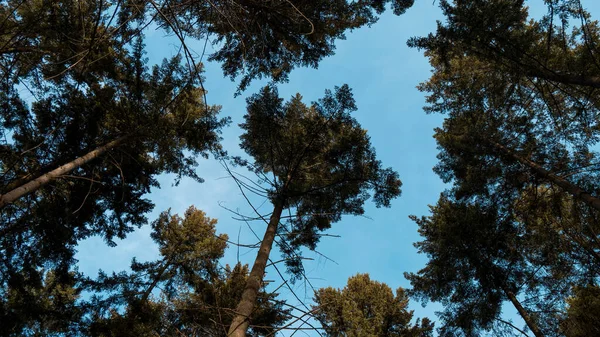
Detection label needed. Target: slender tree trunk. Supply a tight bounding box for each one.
[490,140,600,212]
[2,174,34,194]
[503,288,545,337]
[0,135,128,209]
[141,258,172,303]
[227,199,285,337]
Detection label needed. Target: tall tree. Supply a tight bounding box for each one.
[407,2,600,334]
[0,51,228,333]
[406,196,553,337]
[410,0,600,89]
[227,85,402,337]
[11,206,292,337]
[314,273,433,337]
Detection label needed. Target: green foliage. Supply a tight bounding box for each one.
[239,84,401,273]
[0,50,228,336]
[85,207,289,337]
[314,274,433,337]
[514,186,600,279]
[407,197,517,337]
[161,0,415,92]
[407,1,600,336]
[0,270,82,336]
[560,285,600,337]
[169,263,291,337]
[1,4,228,330]
[0,0,416,335]
[409,0,600,89]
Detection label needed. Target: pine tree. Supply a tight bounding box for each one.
[63,207,289,337]
[314,273,433,337]
[409,0,600,89]
[227,85,402,337]
[407,3,600,335]
[406,196,551,337]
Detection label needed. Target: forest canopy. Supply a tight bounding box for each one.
[1,0,600,336]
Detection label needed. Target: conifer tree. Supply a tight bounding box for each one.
[406,196,553,337]
[85,207,290,337]
[227,85,402,337]
[0,206,290,336]
[408,2,600,335]
[314,273,433,337]
[410,0,600,89]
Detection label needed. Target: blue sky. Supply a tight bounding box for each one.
[76,0,600,335]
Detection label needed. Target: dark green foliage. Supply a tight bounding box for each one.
[0,49,228,335]
[0,270,83,336]
[1,0,414,335]
[409,0,600,89]
[1,0,415,95]
[168,263,291,337]
[0,0,137,87]
[161,0,415,92]
[1,2,228,330]
[514,186,600,281]
[407,1,600,336]
[314,273,433,337]
[85,207,289,337]
[239,84,401,273]
[406,197,531,337]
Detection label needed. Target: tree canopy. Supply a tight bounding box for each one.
[406,0,600,336]
[5,0,600,336]
[227,84,402,337]
[314,273,433,337]
[1,1,412,335]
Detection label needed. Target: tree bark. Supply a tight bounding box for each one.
[227,199,285,337]
[141,258,172,303]
[0,135,128,209]
[526,68,600,89]
[490,140,600,212]
[503,288,545,337]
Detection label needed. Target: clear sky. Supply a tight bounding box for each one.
[75,0,600,335]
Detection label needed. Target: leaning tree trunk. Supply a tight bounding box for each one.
[490,140,600,212]
[526,68,600,89]
[0,135,129,209]
[227,199,285,337]
[502,287,545,337]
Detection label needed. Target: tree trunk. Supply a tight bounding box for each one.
[141,258,172,303]
[503,288,545,337]
[0,135,128,209]
[227,199,285,337]
[490,140,600,212]
[526,68,600,89]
